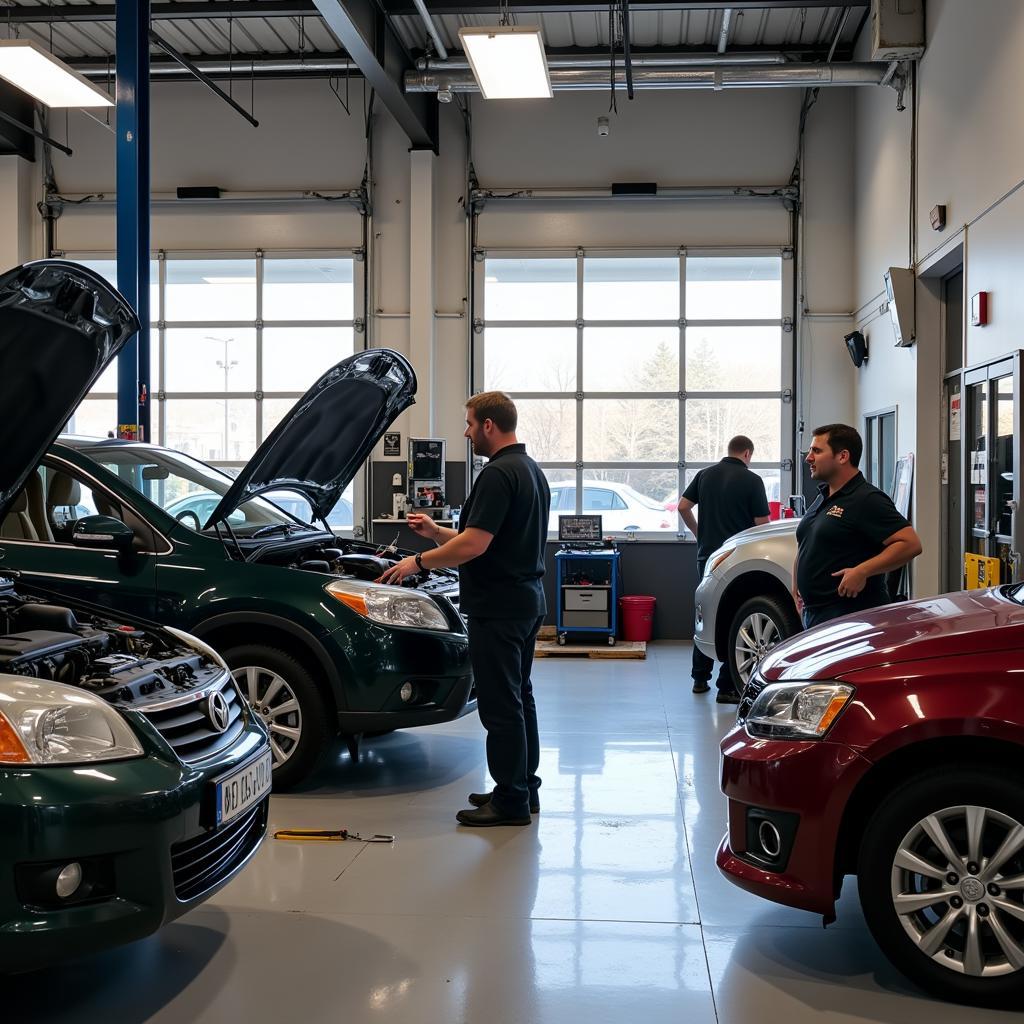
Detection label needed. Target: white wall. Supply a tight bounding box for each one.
[852,0,1024,595]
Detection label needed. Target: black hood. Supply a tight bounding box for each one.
[204,348,416,528]
[0,260,139,520]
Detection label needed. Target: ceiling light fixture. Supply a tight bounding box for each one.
[458,26,553,100]
[0,40,113,108]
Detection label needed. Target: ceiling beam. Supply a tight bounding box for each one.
[382,0,861,12]
[0,2,320,23]
[312,0,437,151]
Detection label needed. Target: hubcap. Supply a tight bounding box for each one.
[890,804,1024,978]
[733,612,781,685]
[232,664,302,770]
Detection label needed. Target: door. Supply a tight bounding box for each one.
[0,457,160,619]
[963,356,1023,586]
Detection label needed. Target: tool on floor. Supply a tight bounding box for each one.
[273,828,395,843]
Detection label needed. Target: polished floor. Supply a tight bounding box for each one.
[13,643,1020,1023]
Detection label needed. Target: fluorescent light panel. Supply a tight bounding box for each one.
[458,26,552,100]
[0,40,113,108]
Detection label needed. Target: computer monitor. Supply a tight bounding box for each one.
[558,514,603,543]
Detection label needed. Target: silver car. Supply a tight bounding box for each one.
[693,519,799,690]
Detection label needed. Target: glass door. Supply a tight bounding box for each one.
[963,355,1023,585]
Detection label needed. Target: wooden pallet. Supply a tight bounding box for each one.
[534,639,646,659]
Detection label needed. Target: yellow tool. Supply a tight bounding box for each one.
[273,828,394,843]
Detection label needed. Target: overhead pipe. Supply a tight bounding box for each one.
[417,51,788,70]
[75,55,358,79]
[718,9,733,54]
[411,0,449,60]
[406,62,893,93]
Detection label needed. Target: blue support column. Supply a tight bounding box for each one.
[115,1,151,441]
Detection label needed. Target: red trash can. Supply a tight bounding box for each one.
[619,595,656,642]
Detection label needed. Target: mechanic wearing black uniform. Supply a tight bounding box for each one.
[794,423,922,630]
[678,435,771,702]
[378,391,550,827]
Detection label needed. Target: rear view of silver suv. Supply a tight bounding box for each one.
[693,519,799,690]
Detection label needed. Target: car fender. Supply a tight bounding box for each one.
[189,608,350,710]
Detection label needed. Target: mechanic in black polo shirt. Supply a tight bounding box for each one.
[794,423,922,630]
[378,391,550,827]
[678,435,771,702]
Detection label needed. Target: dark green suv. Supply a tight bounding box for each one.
[0,261,271,970]
[2,349,473,788]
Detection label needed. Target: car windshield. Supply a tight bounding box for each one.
[79,445,314,535]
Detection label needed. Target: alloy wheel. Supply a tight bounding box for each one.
[233,664,303,769]
[891,804,1024,977]
[733,612,780,685]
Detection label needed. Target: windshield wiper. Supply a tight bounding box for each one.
[251,523,306,538]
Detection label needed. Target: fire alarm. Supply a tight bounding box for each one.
[971,291,989,327]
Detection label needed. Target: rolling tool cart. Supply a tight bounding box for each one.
[555,515,622,646]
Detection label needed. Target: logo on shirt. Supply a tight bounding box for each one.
[826,505,845,519]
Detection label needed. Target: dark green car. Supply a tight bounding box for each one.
[2,350,474,788]
[0,261,271,970]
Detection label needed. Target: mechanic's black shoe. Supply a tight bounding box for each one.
[715,689,741,705]
[691,680,711,694]
[457,803,532,827]
[468,791,540,814]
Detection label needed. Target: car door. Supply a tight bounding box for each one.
[0,456,161,620]
[583,486,632,532]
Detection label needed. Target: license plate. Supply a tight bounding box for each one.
[216,749,273,826]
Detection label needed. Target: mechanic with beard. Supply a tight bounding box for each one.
[794,423,922,630]
[378,391,550,827]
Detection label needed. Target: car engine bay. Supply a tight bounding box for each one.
[0,576,229,704]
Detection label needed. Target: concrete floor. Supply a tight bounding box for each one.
[13,643,1021,1023]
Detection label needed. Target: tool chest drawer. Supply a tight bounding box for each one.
[563,587,609,611]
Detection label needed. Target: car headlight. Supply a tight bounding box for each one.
[0,679,145,765]
[745,681,854,740]
[704,545,736,577]
[325,579,450,631]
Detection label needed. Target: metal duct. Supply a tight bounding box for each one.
[416,51,789,70]
[406,62,891,93]
[74,56,358,78]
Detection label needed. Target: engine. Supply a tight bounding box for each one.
[0,578,227,702]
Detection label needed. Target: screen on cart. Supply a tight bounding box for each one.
[558,515,603,543]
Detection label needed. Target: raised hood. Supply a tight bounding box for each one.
[205,348,416,528]
[760,587,1024,682]
[0,260,139,520]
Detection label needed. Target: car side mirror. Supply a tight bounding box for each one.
[71,515,135,552]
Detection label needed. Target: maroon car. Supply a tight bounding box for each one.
[717,587,1024,1008]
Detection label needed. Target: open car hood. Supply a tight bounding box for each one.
[204,348,416,528]
[0,260,139,520]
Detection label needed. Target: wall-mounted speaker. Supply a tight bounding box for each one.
[844,330,868,367]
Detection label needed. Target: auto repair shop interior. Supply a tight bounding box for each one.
[2,0,1024,1021]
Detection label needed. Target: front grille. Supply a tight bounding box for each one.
[171,799,268,903]
[737,672,768,722]
[139,673,246,763]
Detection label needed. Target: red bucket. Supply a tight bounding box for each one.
[619,595,656,642]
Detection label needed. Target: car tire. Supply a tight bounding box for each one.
[224,645,331,789]
[726,594,799,692]
[857,767,1024,1008]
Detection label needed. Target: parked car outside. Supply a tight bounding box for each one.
[0,260,270,970]
[717,588,1024,1007]
[693,519,799,690]
[2,348,473,788]
[548,480,677,533]
[165,490,354,532]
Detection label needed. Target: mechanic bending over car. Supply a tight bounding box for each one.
[378,391,550,828]
[677,434,771,703]
[794,423,922,630]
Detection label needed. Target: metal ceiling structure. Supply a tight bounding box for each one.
[0,1,880,151]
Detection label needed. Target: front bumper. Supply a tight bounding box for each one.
[330,620,475,733]
[0,723,269,972]
[716,722,869,919]
[693,573,720,660]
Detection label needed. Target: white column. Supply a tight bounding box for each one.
[0,155,34,268]
[409,147,436,437]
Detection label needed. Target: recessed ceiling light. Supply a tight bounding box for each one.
[0,40,113,108]
[458,26,553,100]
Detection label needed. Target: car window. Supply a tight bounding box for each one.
[584,487,625,511]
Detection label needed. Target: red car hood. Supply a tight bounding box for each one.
[760,587,1024,681]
